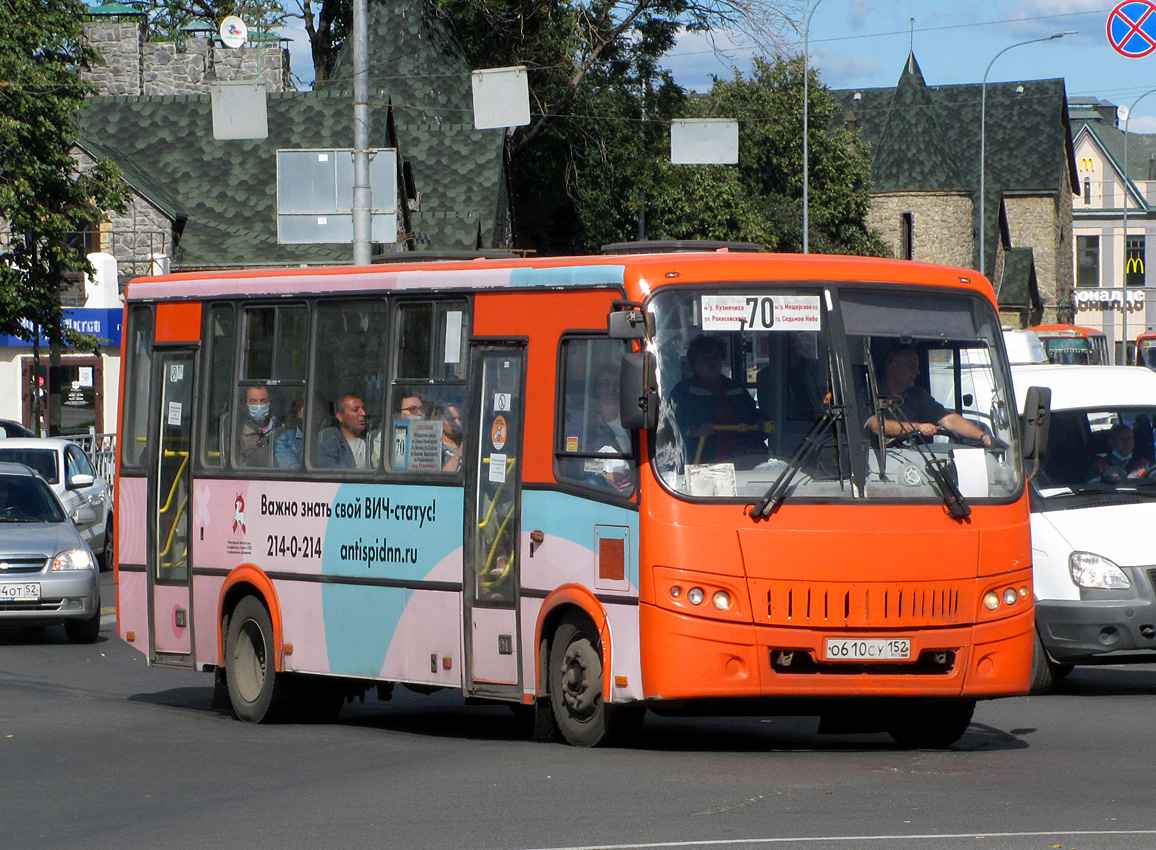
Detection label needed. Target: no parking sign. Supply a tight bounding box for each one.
[1108,0,1156,57]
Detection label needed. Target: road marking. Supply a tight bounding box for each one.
[520,830,1156,850]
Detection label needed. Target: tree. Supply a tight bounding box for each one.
[432,1,802,253]
[647,56,889,255]
[0,0,129,348]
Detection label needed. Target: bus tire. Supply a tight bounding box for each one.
[225,596,288,723]
[549,614,612,747]
[886,699,975,748]
[1029,629,1058,695]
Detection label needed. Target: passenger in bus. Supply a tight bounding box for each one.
[274,396,305,469]
[867,346,993,447]
[1088,424,1150,480]
[441,402,465,472]
[237,384,278,466]
[398,395,426,419]
[670,334,765,465]
[563,367,634,492]
[317,393,369,468]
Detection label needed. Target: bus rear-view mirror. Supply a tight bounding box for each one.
[619,352,658,430]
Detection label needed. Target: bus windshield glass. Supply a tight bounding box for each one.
[1043,337,1095,365]
[650,284,1021,503]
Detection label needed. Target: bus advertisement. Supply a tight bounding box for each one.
[115,247,1046,747]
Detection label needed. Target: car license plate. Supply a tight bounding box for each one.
[0,582,40,602]
[825,638,910,661]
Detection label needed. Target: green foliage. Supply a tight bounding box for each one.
[0,0,129,345]
[651,56,889,255]
[435,5,884,256]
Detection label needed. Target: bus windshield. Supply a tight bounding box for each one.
[1043,337,1095,365]
[651,284,1020,503]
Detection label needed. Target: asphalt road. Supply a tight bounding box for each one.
[3,572,1156,850]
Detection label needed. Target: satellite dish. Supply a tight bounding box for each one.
[219,15,247,49]
[1119,105,1130,122]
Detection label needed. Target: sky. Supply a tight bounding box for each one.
[277,1,1156,131]
[665,0,1156,130]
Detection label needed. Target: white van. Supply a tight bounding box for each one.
[1012,365,1156,692]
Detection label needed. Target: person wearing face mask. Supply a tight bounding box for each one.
[237,384,278,467]
[1089,423,1150,481]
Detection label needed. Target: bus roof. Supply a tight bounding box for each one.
[124,252,995,304]
[1027,323,1106,338]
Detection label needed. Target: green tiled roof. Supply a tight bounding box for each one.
[871,54,962,192]
[832,54,1076,278]
[998,247,1039,310]
[77,0,506,269]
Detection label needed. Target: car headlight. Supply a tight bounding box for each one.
[52,548,96,571]
[1069,551,1130,590]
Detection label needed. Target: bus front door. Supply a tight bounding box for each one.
[463,344,525,700]
[148,350,196,665]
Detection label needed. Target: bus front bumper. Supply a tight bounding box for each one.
[638,603,1033,701]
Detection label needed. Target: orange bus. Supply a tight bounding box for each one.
[1135,332,1156,370]
[115,245,1043,747]
[1028,324,1110,365]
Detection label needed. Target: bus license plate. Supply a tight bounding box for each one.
[0,582,40,602]
[825,638,910,661]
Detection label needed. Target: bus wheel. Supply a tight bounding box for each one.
[225,596,287,723]
[886,699,975,748]
[549,614,611,747]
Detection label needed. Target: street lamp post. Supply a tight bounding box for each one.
[802,0,823,254]
[980,32,1072,279]
[1120,89,1156,363]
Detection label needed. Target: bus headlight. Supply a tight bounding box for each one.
[1070,552,1130,590]
[983,592,1001,611]
[687,587,705,606]
[712,590,731,610]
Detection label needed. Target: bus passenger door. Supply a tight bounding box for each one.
[463,344,525,699]
[148,350,196,665]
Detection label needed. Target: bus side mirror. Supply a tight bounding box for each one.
[1020,385,1051,464]
[620,351,658,430]
[608,305,653,340]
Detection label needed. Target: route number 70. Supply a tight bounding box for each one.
[744,296,775,330]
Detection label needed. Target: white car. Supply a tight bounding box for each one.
[0,438,113,571]
[1012,365,1156,692]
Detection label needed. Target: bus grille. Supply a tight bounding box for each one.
[751,579,970,628]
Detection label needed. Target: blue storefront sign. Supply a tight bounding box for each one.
[0,308,123,347]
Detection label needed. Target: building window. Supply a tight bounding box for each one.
[1077,235,1099,287]
[1083,177,1091,205]
[1127,235,1146,287]
[899,212,913,260]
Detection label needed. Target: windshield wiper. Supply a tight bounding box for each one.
[750,404,843,520]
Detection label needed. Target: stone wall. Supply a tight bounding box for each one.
[73,149,173,287]
[82,19,291,97]
[1005,192,1070,324]
[866,192,974,269]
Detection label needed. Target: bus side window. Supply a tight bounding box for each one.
[201,304,234,468]
[388,301,469,473]
[120,306,154,470]
[234,304,308,472]
[309,300,389,472]
[555,338,634,495]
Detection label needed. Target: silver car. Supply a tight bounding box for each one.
[0,438,113,571]
[0,462,101,642]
